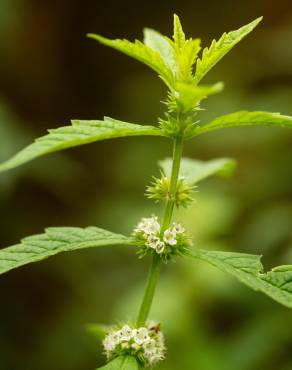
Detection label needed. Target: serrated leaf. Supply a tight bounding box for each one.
[0,117,165,173]
[191,111,292,137]
[143,28,176,72]
[171,15,201,83]
[189,249,292,308]
[176,38,201,82]
[97,356,139,370]
[0,226,133,275]
[159,157,236,185]
[173,14,186,49]
[87,33,175,88]
[193,17,262,84]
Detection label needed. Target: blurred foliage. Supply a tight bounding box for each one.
[0,1,291,369]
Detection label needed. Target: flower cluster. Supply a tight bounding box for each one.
[146,175,196,207]
[103,322,165,366]
[133,216,190,259]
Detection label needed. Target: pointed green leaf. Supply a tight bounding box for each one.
[0,227,133,275]
[173,14,186,49]
[175,38,201,82]
[193,17,262,84]
[87,33,175,88]
[97,356,139,370]
[159,157,236,185]
[0,117,165,173]
[191,111,292,137]
[189,249,292,308]
[143,28,176,72]
[176,81,224,112]
[171,15,201,82]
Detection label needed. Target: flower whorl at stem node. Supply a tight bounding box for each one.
[133,215,191,260]
[103,322,165,366]
[146,174,196,207]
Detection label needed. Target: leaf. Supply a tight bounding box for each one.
[159,157,236,185]
[0,226,133,275]
[189,249,292,308]
[143,28,176,72]
[193,17,262,84]
[0,117,165,173]
[172,15,201,82]
[87,33,175,88]
[176,82,224,112]
[175,38,201,82]
[97,356,139,370]
[191,111,292,137]
[173,14,186,49]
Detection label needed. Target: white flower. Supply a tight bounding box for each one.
[120,324,133,341]
[172,222,185,234]
[143,338,156,352]
[103,337,115,352]
[146,235,161,249]
[103,332,120,352]
[155,240,165,254]
[134,216,160,236]
[133,327,149,345]
[163,229,177,246]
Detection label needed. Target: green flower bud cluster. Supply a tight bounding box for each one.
[159,91,200,138]
[146,175,196,207]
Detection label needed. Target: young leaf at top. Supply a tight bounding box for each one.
[87,33,175,88]
[159,157,236,185]
[0,226,133,275]
[97,356,139,370]
[171,14,201,83]
[193,17,262,84]
[190,111,292,138]
[0,117,166,173]
[143,28,177,73]
[173,14,186,48]
[189,249,292,308]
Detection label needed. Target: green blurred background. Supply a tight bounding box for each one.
[0,1,292,369]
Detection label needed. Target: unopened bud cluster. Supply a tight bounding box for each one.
[146,175,195,207]
[133,215,190,259]
[159,91,200,138]
[103,322,165,366]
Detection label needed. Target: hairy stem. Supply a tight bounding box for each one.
[136,135,184,326]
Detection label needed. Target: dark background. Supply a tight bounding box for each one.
[0,1,292,369]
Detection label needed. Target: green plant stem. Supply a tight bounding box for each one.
[161,135,184,233]
[136,135,184,326]
[136,254,161,327]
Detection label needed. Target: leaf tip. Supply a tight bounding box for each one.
[213,81,225,93]
[86,33,105,43]
[86,33,95,39]
[250,16,263,29]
